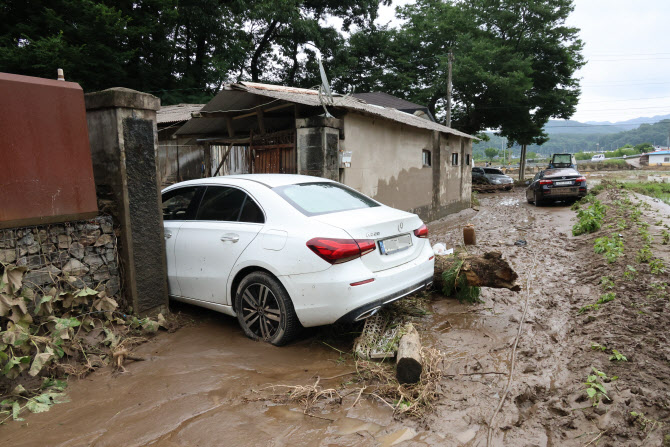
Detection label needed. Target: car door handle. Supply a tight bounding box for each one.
[220,234,240,243]
[164,232,172,239]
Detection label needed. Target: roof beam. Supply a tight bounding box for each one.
[192,102,293,120]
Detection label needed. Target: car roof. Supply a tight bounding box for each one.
[165,174,335,190]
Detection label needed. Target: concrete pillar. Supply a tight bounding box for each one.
[85,88,168,316]
[296,116,342,180]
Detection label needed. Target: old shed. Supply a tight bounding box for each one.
[175,82,475,220]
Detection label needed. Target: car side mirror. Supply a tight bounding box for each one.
[525,181,530,185]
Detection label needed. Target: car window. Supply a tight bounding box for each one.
[196,186,248,221]
[162,186,202,221]
[484,168,504,175]
[533,173,541,182]
[552,154,572,164]
[273,182,380,216]
[239,196,265,223]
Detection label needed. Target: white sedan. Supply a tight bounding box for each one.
[161,175,435,345]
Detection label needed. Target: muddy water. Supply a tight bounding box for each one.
[0,314,368,447]
[1,190,586,447]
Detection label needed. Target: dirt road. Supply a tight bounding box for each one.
[2,188,669,446]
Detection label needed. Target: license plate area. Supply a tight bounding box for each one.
[378,233,412,255]
[554,181,572,186]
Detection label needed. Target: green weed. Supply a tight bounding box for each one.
[650,258,666,275]
[623,265,637,281]
[609,349,628,362]
[573,200,607,236]
[591,343,607,351]
[636,246,653,263]
[661,230,669,245]
[584,367,612,407]
[594,235,624,263]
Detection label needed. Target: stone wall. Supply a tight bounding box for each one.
[0,215,123,307]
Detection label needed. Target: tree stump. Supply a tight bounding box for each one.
[434,251,521,292]
[396,324,422,384]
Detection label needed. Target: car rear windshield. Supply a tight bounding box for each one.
[552,154,572,164]
[484,168,504,175]
[544,168,579,177]
[273,182,380,216]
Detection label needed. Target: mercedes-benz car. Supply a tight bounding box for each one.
[472,167,514,190]
[526,168,587,205]
[161,175,435,345]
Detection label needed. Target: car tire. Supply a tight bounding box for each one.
[527,192,534,204]
[235,271,299,346]
[533,191,542,206]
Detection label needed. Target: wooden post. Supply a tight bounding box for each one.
[396,324,423,384]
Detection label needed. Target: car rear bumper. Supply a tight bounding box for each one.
[279,241,435,327]
[539,187,587,200]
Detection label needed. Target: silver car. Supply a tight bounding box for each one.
[472,167,514,190]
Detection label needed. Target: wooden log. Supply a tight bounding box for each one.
[396,324,422,384]
[434,251,521,292]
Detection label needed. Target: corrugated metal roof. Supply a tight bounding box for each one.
[157,103,204,124]
[176,82,475,139]
[647,150,670,156]
[352,92,427,111]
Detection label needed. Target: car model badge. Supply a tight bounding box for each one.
[398,222,404,232]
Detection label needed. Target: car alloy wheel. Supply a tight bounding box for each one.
[235,272,298,346]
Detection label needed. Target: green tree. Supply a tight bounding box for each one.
[634,142,654,153]
[484,147,499,161]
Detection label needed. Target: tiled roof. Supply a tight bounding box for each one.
[157,103,204,124]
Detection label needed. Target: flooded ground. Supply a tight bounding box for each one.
[583,169,670,185]
[2,187,669,446]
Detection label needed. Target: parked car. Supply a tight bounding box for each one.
[161,175,435,345]
[526,168,587,205]
[472,167,514,190]
[591,154,605,162]
[548,153,577,169]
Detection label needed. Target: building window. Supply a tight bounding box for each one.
[665,157,670,162]
[422,150,431,167]
[452,153,459,166]
[466,154,471,166]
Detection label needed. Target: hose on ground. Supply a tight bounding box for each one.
[486,250,538,447]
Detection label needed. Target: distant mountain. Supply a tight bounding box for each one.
[544,119,626,135]
[584,114,670,128]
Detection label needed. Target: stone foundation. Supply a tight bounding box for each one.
[0,215,123,308]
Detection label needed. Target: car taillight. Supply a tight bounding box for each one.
[306,238,376,264]
[539,179,553,185]
[576,176,586,182]
[414,224,429,238]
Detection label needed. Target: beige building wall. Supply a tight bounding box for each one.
[339,113,472,220]
[438,134,472,215]
[340,114,434,216]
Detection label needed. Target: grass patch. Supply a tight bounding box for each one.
[619,181,670,205]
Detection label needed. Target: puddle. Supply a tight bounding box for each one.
[499,197,520,206]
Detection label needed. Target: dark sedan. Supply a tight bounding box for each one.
[526,168,587,205]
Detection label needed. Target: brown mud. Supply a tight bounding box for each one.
[2,188,670,446]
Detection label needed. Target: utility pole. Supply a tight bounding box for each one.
[446,52,454,128]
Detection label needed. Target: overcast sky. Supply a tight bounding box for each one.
[374,0,670,124]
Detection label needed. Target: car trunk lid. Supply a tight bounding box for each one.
[311,206,425,272]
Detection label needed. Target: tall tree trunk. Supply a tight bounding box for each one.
[519,143,527,181]
[251,20,279,82]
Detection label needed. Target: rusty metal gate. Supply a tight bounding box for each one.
[250,130,296,174]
